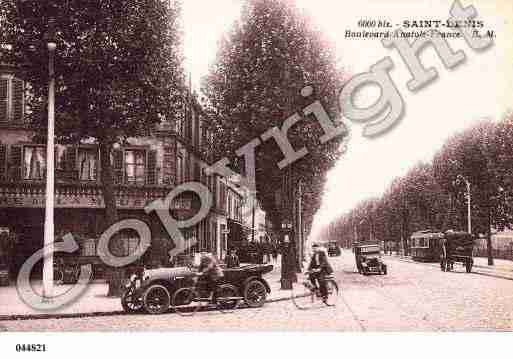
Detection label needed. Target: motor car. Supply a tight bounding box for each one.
[354,243,387,275]
[121,263,273,314]
[327,242,341,257]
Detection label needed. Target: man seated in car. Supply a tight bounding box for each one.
[224,248,240,268]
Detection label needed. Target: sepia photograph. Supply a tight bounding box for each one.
[0,0,512,356]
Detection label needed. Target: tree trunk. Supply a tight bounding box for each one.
[486,206,494,266]
[99,142,125,297]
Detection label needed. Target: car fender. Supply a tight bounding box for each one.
[135,279,175,297]
[242,276,271,294]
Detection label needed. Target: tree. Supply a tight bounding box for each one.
[1,0,186,295]
[201,0,347,255]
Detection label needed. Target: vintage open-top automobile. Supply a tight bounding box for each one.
[354,243,387,275]
[121,263,273,314]
[327,242,341,257]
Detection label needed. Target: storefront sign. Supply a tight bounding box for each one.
[0,193,192,210]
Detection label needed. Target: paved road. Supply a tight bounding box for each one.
[2,251,512,331]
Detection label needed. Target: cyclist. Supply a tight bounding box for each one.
[197,254,224,303]
[308,244,333,302]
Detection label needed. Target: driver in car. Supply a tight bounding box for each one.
[308,244,333,302]
[198,254,224,303]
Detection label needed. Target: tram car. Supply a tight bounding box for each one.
[410,230,444,262]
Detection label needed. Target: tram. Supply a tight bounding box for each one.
[410,230,444,262]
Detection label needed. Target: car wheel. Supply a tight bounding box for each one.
[244,280,267,308]
[121,288,143,313]
[382,266,387,275]
[143,285,170,315]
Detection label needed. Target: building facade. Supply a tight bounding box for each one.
[0,64,231,276]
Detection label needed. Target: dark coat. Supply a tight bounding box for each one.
[308,250,333,275]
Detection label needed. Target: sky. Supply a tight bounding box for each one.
[181,0,513,241]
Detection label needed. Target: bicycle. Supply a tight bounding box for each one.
[291,270,339,310]
[171,274,243,316]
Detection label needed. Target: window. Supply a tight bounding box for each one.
[125,149,145,185]
[78,148,98,181]
[176,154,184,184]
[123,237,140,257]
[162,146,175,185]
[0,76,24,124]
[175,116,184,138]
[23,146,46,180]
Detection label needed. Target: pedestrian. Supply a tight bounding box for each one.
[272,244,278,263]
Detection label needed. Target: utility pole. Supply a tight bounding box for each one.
[42,17,56,302]
[251,194,256,242]
[298,179,303,267]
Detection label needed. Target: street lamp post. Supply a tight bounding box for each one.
[42,18,56,301]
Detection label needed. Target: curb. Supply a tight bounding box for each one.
[0,294,296,322]
[0,310,125,322]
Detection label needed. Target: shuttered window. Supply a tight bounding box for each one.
[0,77,24,124]
[125,149,145,185]
[112,149,124,185]
[78,148,97,181]
[162,146,176,185]
[23,145,46,180]
[12,79,24,123]
[8,145,22,180]
[0,78,8,124]
[0,144,6,180]
[176,154,183,184]
[146,150,157,186]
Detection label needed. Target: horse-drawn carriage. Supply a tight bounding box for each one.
[440,231,475,273]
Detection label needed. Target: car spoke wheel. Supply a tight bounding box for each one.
[172,287,200,317]
[291,281,316,310]
[244,280,267,308]
[216,284,240,313]
[121,288,143,313]
[143,285,170,315]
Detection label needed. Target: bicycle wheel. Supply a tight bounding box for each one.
[215,284,240,313]
[172,287,201,317]
[291,281,316,310]
[323,279,339,307]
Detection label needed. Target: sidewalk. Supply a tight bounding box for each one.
[385,252,513,276]
[0,263,292,321]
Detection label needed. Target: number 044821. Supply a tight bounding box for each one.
[15,344,47,352]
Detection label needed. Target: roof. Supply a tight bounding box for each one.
[411,230,444,239]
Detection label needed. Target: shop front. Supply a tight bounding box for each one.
[0,182,200,278]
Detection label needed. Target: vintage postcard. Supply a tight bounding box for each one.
[0,0,512,356]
